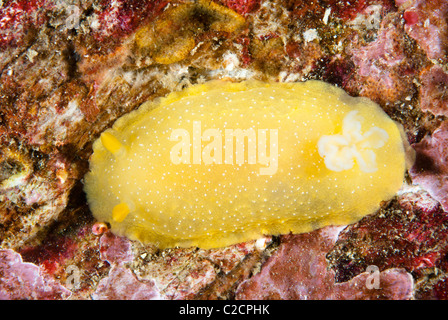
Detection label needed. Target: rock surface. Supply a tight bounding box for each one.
[1,0,447,300]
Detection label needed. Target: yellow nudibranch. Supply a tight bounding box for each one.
[84,80,406,249]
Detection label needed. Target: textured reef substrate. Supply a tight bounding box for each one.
[1,0,448,299]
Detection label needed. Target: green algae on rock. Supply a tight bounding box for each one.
[84,80,406,249]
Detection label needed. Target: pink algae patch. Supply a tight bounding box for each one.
[347,15,416,104]
[92,232,162,300]
[401,0,448,61]
[419,65,448,117]
[236,227,414,300]
[99,231,134,265]
[410,121,448,212]
[92,265,162,300]
[0,249,71,300]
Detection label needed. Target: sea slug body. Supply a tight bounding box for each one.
[84,80,406,249]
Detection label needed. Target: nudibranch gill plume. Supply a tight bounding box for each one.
[84,80,407,249]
